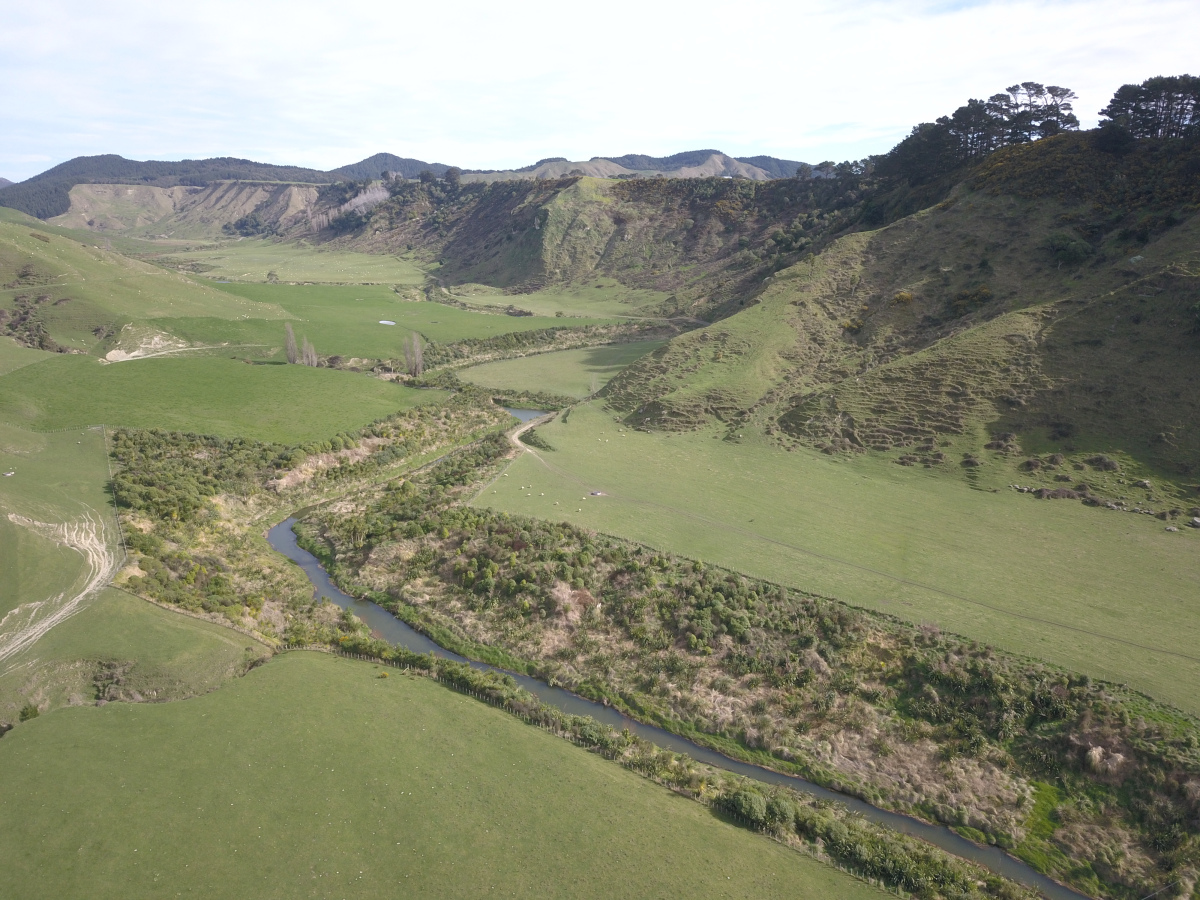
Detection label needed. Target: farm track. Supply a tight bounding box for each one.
[0,511,119,668]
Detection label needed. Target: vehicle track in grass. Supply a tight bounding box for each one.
[0,510,119,667]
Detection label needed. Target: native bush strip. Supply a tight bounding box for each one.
[301,640,1037,900]
[306,443,1200,900]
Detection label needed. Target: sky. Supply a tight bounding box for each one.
[2,0,1197,182]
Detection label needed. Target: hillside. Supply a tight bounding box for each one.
[327,171,869,316]
[0,154,342,219]
[330,152,450,181]
[0,149,810,224]
[0,209,290,354]
[603,132,1200,485]
[465,150,807,182]
[47,181,321,238]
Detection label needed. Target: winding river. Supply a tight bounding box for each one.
[267,515,1088,900]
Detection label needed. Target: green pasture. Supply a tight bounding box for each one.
[0,355,442,442]
[0,221,288,356]
[447,279,671,319]
[478,402,1200,715]
[0,652,879,900]
[0,588,264,724]
[0,336,52,375]
[162,283,613,359]
[154,240,428,284]
[460,341,664,399]
[0,424,113,617]
[0,205,161,256]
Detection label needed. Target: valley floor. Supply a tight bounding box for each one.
[479,402,1200,715]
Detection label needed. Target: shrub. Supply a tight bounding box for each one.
[1046,232,1092,265]
[721,788,767,825]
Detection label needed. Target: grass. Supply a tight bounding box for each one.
[156,282,616,360]
[0,204,166,256]
[0,336,53,375]
[459,341,664,399]
[0,221,289,354]
[0,356,443,442]
[477,401,1200,715]
[151,239,429,284]
[0,651,882,900]
[446,278,671,319]
[0,588,265,723]
[0,424,114,617]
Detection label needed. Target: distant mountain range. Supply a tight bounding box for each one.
[466,150,808,182]
[0,150,810,219]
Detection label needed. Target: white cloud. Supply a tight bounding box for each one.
[1,0,1196,181]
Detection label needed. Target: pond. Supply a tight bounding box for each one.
[267,517,1085,900]
[501,407,548,423]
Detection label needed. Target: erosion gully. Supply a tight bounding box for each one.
[267,405,1086,900]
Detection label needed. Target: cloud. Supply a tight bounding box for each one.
[1,0,1197,181]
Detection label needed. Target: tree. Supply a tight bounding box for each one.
[284,322,298,364]
[418,169,436,184]
[443,166,462,188]
[1100,74,1200,139]
[302,337,319,367]
[876,81,1078,186]
[403,332,424,376]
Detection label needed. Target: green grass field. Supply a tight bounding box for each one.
[154,240,429,284]
[0,221,289,355]
[0,337,53,375]
[0,588,265,724]
[0,205,168,256]
[0,424,114,616]
[156,283,616,360]
[478,402,1200,715]
[0,651,880,900]
[460,341,664,399]
[0,356,442,442]
[447,279,671,319]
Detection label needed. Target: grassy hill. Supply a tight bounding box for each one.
[605,134,1200,488]
[0,356,441,442]
[0,212,290,353]
[0,651,881,900]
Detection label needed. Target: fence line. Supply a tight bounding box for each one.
[281,644,905,898]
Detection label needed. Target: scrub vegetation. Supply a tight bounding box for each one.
[2,72,1198,900]
[302,433,1200,899]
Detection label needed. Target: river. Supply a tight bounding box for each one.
[267,517,1088,899]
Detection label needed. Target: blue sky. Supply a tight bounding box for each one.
[2,0,1196,182]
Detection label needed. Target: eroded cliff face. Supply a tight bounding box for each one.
[48,181,320,238]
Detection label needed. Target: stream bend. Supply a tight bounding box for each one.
[268,517,1086,900]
